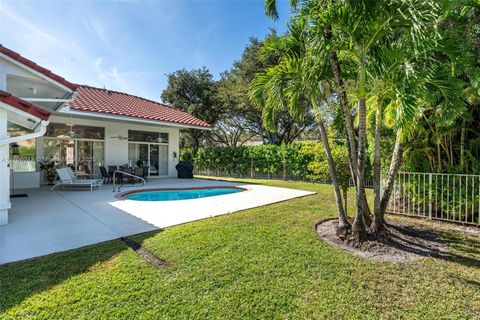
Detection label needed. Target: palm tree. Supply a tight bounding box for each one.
[249,21,351,232]
[260,0,441,241]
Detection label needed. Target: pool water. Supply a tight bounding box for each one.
[123,187,245,201]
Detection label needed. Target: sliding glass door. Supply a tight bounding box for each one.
[158,145,168,176]
[128,143,168,177]
[43,123,105,179]
[128,144,149,168]
[77,140,104,177]
[127,129,169,177]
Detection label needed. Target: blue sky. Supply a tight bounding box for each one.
[0,1,290,101]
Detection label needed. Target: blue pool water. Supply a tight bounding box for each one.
[123,188,245,201]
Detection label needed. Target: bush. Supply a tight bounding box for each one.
[182,142,369,183]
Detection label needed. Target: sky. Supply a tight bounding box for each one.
[0,0,290,102]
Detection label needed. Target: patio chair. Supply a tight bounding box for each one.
[108,165,118,180]
[99,166,110,184]
[120,167,134,184]
[134,167,145,183]
[51,168,102,191]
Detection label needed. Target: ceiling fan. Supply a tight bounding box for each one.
[109,135,130,140]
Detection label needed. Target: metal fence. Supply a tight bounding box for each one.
[195,168,478,226]
[387,172,480,226]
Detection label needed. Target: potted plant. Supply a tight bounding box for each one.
[39,158,57,186]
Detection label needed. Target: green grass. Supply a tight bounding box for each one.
[1,178,479,319]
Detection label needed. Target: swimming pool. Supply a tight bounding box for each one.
[121,187,246,201]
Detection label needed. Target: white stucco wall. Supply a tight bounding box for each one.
[38,114,181,178]
[0,109,10,225]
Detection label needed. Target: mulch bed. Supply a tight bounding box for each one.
[316,219,450,262]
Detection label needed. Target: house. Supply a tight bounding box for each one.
[0,44,211,225]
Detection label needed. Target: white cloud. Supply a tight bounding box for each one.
[0,2,160,100]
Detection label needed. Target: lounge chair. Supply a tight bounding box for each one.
[50,168,103,191]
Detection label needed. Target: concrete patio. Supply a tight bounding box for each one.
[0,178,314,265]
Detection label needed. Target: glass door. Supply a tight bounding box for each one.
[44,138,76,168]
[128,143,149,168]
[77,140,105,178]
[128,143,168,177]
[149,144,159,177]
[158,145,168,175]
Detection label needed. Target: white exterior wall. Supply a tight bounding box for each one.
[0,57,10,224]
[41,114,180,178]
[0,109,10,225]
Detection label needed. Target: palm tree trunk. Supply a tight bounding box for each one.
[372,99,383,233]
[351,60,367,241]
[379,132,403,216]
[329,52,358,180]
[312,100,350,232]
[352,98,367,240]
[327,44,372,225]
[324,29,358,179]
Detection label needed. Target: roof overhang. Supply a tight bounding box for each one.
[0,46,77,92]
[0,91,51,130]
[58,107,213,130]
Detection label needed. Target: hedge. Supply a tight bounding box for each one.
[180,142,371,189]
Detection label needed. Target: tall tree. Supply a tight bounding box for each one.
[218,36,316,146]
[249,20,350,231]
[260,0,444,242]
[161,68,221,151]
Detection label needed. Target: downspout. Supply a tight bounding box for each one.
[0,120,50,146]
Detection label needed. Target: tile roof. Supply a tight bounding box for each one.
[0,45,77,91]
[67,85,212,129]
[0,90,51,121]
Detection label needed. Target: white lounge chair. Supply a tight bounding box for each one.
[50,168,103,191]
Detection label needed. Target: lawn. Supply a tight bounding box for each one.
[1,178,479,319]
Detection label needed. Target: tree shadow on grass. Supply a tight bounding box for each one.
[385,223,480,268]
[0,230,162,313]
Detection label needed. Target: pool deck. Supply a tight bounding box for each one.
[0,178,314,265]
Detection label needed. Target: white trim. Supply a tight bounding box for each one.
[0,100,45,124]
[20,98,73,103]
[59,108,213,131]
[0,53,75,93]
[53,91,78,112]
[0,120,49,146]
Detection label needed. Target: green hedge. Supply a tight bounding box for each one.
[180,142,370,189]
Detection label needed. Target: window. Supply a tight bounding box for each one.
[7,121,36,172]
[46,123,105,140]
[43,123,105,178]
[128,130,168,143]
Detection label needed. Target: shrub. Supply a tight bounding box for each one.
[182,142,368,183]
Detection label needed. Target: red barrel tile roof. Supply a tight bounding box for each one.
[68,85,212,129]
[0,45,77,91]
[0,90,51,121]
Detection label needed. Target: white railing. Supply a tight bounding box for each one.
[112,170,145,192]
[387,172,480,226]
[9,159,36,172]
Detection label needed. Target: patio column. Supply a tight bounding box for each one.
[0,108,10,225]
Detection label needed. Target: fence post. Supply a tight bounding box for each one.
[428,173,433,220]
[282,154,286,180]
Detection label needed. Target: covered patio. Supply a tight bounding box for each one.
[0,178,314,265]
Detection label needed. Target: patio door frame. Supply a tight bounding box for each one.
[128,141,168,178]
